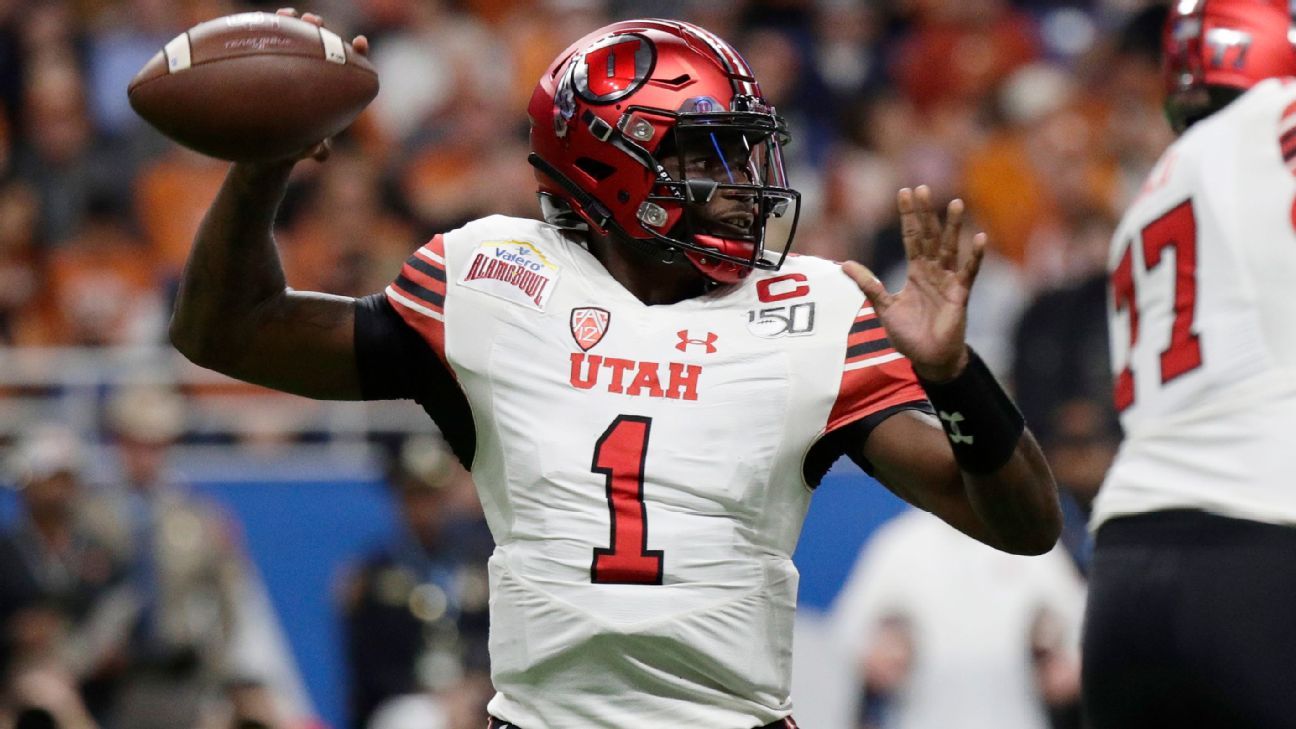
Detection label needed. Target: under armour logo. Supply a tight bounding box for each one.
[676,330,718,353]
[939,411,974,444]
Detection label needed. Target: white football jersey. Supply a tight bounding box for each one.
[832,509,1086,729]
[384,215,925,727]
[1095,78,1296,530]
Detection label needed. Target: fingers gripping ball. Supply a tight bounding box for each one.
[127,12,377,162]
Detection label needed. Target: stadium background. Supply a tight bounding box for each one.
[0,0,1159,726]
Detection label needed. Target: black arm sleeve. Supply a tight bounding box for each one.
[354,293,477,468]
[803,400,934,487]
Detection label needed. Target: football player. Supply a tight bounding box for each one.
[170,11,1060,728]
[1082,2,1296,727]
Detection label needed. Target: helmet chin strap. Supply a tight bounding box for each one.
[616,226,749,285]
[619,231,682,265]
[685,234,754,284]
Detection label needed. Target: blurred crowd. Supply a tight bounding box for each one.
[1,386,290,729]
[0,0,1174,726]
[1,391,490,729]
[0,0,1169,353]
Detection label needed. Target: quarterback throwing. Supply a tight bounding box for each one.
[169,12,1060,728]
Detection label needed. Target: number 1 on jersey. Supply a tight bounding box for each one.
[591,415,664,585]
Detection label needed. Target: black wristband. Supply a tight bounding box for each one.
[918,348,1025,474]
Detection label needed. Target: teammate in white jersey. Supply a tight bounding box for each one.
[168,11,1061,728]
[1083,2,1296,727]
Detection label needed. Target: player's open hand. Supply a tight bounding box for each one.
[842,185,986,382]
[275,7,369,163]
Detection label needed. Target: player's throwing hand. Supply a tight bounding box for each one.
[274,7,369,162]
[842,185,986,382]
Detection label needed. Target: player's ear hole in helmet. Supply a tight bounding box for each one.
[1162,0,1296,133]
[527,19,801,285]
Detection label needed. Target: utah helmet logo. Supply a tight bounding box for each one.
[572,33,656,104]
[571,307,611,351]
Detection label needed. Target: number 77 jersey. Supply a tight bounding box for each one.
[1096,78,1296,531]
[382,214,925,727]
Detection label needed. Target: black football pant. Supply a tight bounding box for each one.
[1082,510,1296,729]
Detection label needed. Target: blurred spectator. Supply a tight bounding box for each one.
[77,385,248,729]
[338,435,491,729]
[83,0,181,144]
[961,63,1120,286]
[1011,240,1115,445]
[496,0,611,112]
[741,27,832,168]
[1012,220,1120,576]
[12,58,132,247]
[1041,399,1118,575]
[279,149,414,298]
[0,425,124,724]
[42,194,165,347]
[363,0,509,148]
[132,145,229,286]
[811,2,883,101]
[194,679,293,729]
[1,664,100,729]
[890,0,1040,115]
[0,180,40,344]
[1076,3,1173,208]
[394,82,531,232]
[822,95,916,265]
[832,509,1085,729]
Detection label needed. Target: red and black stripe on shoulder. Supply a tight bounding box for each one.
[844,306,900,368]
[825,304,926,434]
[385,234,449,355]
[388,234,447,317]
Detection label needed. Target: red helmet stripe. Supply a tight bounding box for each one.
[674,21,758,97]
[682,21,753,78]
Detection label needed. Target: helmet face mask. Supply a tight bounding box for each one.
[528,20,801,284]
[643,105,800,279]
[1162,0,1296,132]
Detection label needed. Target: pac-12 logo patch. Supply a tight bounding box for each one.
[571,307,610,351]
[459,240,560,311]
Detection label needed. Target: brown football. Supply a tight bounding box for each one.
[127,12,378,162]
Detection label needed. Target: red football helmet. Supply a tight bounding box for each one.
[1163,0,1296,132]
[528,19,801,284]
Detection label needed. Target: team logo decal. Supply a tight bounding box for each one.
[747,302,816,338]
[553,80,577,138]
[571,307,610,351]
[571,33,656,104]
[676,330,718,354]
[458,240,560,311]
[678,96,722,113]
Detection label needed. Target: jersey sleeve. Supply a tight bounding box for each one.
[383,234,449,365]
[353,291,477,468]
[825,303,929,434]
